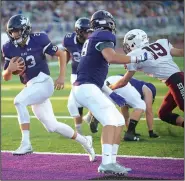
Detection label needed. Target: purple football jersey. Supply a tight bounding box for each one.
[2,32,58,84]
[119,74,156,100]
[63,32,83,74]
[75,30,116,88]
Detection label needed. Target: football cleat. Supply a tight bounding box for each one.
[89,116,99,133]
[114,162,132,172]
[98,163,128,175]
[82,136,96,162]
[149,132,160,138]
[13,143,33,156]
[124,132,140,141]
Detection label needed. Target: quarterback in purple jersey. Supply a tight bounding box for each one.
[63,17,91,135]
[68,10,152,175]
[2,14,95,161]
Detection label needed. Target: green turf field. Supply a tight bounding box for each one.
[1,57,184,158]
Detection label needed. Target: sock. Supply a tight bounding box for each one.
[84,112,91,124]
[75,133,87,145]
[127,119,138,134]
[21,130,30,144]
[102,144,113,165]
[112,144,119,163]
[75,123,82,134]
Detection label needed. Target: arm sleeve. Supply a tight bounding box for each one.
[95,41,115,51]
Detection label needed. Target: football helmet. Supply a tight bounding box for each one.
[6,14,31,46]
[123,29,149,54]
[75,17,91,43]
[90,10,116,34]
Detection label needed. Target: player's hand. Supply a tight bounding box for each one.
[54,76,65,90]
[109,83,119,90]
[106,81,120,90]
[8,57,25,73]
[132,52,153,63]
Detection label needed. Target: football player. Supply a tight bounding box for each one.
[68,10,152,175]
[63,17,91,134]
[84,75,159,140]
[124,76,159,138]
[107,75,159,140]
[110,29,184,128]
[2,14,95,162]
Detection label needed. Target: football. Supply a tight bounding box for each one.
[12,57,26,75]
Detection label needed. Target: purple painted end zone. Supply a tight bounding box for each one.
[1,152,184,180]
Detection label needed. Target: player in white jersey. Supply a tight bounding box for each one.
[110,29,184,128]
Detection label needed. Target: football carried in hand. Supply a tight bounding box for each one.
[12,57,26,75]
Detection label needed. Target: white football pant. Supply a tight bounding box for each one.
[71,84,125,127]
[14,72,74,138]
[105,76,146,111]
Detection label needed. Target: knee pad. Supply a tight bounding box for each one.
[67,91,80,118]
[67,100,80,118]
[100,106,125,127]
[14,97,30,124]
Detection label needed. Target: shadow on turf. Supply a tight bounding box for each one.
[89,175,168,180]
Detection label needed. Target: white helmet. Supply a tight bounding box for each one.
[123,29,149,54]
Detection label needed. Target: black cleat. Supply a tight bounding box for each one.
[90,116,99,133]
[149,132,160,138]
[124,132,140,141]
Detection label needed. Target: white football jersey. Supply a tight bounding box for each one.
[126,39,181,82]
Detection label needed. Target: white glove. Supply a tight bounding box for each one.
[131,51,153,63]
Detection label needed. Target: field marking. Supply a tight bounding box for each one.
[2,115,160,120]
[1,96,165,101]
[1,150,183,160]
[2,97,69,101]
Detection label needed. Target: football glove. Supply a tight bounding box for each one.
[131,51,153,63]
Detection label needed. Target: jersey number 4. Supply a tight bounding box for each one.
[142,43,167,60]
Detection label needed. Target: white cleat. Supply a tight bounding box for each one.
[82,136,96,162]
[114,162,132,172]
[98,163,128,175]
[13,143,33,156]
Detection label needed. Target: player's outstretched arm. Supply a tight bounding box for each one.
[102,47,151,64]
[109,71,136,90]
[2,58,24,81]
[170,47,184,57]
[54,49,67,90]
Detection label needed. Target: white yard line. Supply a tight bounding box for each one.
[1,115,160,120]
[1,150,183,160]
[1,96,165,101]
